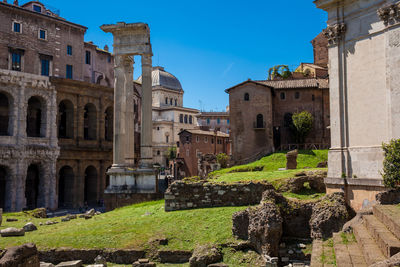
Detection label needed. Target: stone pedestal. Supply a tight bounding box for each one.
[286,150,298,170]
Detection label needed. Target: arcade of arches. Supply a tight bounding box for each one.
[0,72,114,211]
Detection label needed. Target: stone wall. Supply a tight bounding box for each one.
[104,192,163,211]
[164,180,274,211]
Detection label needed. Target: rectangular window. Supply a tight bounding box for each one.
[13,22,21,33]
[33,5,42,12]
[217,118,221,124]
[39,29,46,40]
[166,136,169,143]
[41,59,49,76]
[67,45,72,55]
[196,136,199,143]
[66,64,73,79]
[11,52,22,71]
[85,51,91,65]
[227,119,230,125]
[204,137,208,143]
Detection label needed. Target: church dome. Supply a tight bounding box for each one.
[136,66,183,91]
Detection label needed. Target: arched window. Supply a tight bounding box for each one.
[58,166,74,208]
[26,164,41,209]
[0,166,8,210]
[157,150,160,155]
[256,114,264,128]
[184,115,188,124]
[280,92,286,100]
[175,99,177,106]
[170,98,173,105]
[27,96,46,137]
[284,113,293,127]
[105,106,113,141]
[0,92,11,136]
[84,103,97,140]
[58,100,74,139]
[84,166,98,205]
[189,115,193,124]
[244,93,249,101]
[179,114,183,123]
[165,97,168,105]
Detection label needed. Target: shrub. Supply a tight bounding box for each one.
[382,139,400,188]
[292,111,314,144]
[166,146,177,160]
[217,153,229,168]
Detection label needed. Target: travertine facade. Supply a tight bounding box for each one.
[0,69,59,211]
[314,0,400,210]
[0,1,120,211]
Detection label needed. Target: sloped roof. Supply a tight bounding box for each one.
[179,129,229,138]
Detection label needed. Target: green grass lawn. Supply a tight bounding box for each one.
[211,150,328,177]
[0,200,248,251]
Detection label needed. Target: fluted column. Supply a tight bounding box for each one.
[124,56,135,166]
[112,55,127,167]
[139,54,153,168]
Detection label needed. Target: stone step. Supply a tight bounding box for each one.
[332,233,352,267]
[323,243,335,267]
[310,239,323,267]
[363,215,400,257]
[373,205,400,240]
[346,243,367,267]
[353,223,386,266]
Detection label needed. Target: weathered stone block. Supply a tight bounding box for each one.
[55,260,83,267]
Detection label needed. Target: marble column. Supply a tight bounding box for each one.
[123,56,135,166]
[139,54,153,168]
[112,55,127,167]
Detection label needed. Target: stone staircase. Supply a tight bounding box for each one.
[311,205,400,266]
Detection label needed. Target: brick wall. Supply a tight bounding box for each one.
[164,180,274,211]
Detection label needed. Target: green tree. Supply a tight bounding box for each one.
[216,153,229,168]
[166,146,177,161]
[382,139,400,188]
[268,65,291,80]
[292,111,314,144]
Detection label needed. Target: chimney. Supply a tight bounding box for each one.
[104,45,109,51]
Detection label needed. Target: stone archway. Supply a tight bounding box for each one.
[58,166,74,208]
[84,103,97,140]
[27,96,46,137]
[25,164,40,210]
[84,166,98,206]
[105,106,113,141]
[58,100,74,139]
[0,92,11,136]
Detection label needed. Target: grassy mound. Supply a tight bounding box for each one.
[211,150,328,177]
[0,200,247,251]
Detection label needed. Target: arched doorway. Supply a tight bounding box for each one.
[0,92,11,136]
[58,166,74,208]
[58,100,74,139]
[84,166,98,206]
[84,103,97,140]
[0,166,7,210]
[104,106,113,141]
[27,96,45,137]
[25,164,40,210]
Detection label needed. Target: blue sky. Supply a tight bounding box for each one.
[23,0,327,111]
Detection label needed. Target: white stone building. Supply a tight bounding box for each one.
[315,0,400,210]
[137,66,199,168]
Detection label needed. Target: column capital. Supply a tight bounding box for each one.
[323,23,346,46]
[378,2,400,26]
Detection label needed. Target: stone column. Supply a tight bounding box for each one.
[124,56,135,166]
[112,55,127,167]
[139,54,153,168]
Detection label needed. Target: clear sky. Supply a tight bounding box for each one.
[21,0,327,111]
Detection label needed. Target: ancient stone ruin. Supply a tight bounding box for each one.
[286,149,298,170]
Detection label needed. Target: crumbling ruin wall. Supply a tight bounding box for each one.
[164,181,274,211]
